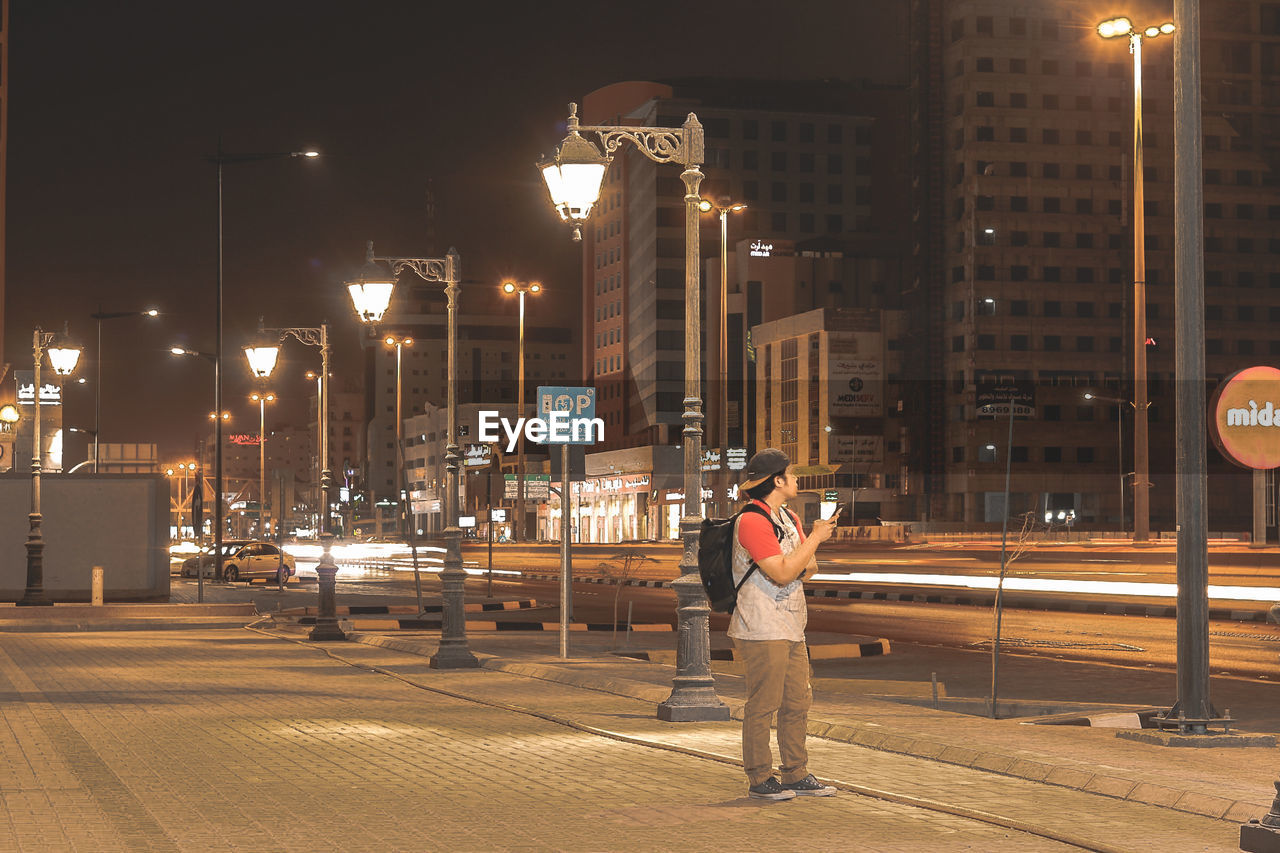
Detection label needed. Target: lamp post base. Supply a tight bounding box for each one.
[1241,783,1280,853]
[18,526,53,607]
[429,534,478,669]
[657,572,729,722]
[309,536,346,642]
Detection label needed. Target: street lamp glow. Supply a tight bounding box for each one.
[698,199,714,213]
[1097,17,1132,38]
[347,255,397,324]
[250,392,276,403]
[539,106,610,237]
[1160,22,1175,34]
[145,309,159,317]
[244,341,280,379]
[301,150,320,158]
[47,342,82,375]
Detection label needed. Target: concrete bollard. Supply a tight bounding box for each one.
[91,566,104,606]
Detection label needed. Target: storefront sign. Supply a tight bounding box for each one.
[1210,366,1280,469]
[701,448,722,472]
[571,474,651,496]
[749,240,774,257]
[229,434,262,446]
[726,447,748,470]
[462,443,492,467]
[16,371,62,406]
[505,473,552,501]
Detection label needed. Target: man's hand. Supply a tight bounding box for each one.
[810,516,838,544]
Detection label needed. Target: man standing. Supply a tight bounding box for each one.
[731,448,838,801]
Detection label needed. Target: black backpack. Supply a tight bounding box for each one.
[699,503,784,614]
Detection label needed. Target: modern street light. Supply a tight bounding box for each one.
[1084,393,1134,535]
[539,102,728,721]
[244,322,342,641]
[699,196,747,518]
[89,307,159,472]
[1097,16,1173,542]
[18,327,83,606]
[210,141,318,621]
[347,241,477,668]
[250,392,276,539]
[500,279,542,542]
[382,335,414,538]
[305,370,323,533]
[170,346,221,599]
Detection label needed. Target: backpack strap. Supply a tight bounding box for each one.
[734,503,785,594]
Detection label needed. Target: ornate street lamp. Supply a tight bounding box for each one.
[244,322,342,641]
[539,102,728,721]
[345,242,477,668]
[500,279,542,543]
[18,327,83,606]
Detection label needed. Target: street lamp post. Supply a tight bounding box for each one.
[305,370,323,533]
[539,102,728,721]
[1084,393,1131,534]
[1098,17,1174,542]
[210,141,318,620]
[698,196,747,518]
[245,323,343,641]
[18,328,82,606]
[347,243,477,667]
[501,279,542,542]
[171,346,220,600]
[251,392,276,538]
[382,335,414,539]
[90,308,158,472]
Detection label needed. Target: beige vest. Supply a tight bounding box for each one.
[727,504,807,642]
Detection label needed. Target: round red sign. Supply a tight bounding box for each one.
[1209,365,1280,470]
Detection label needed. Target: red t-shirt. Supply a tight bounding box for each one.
[737,500,805,562]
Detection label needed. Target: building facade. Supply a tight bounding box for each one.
[909,0,1280,528]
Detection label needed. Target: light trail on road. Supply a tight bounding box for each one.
[808,570,1280,603]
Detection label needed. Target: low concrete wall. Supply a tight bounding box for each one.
[0,474,169,601]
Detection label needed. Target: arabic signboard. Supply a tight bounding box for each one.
[462,443,493,467]
[570,474,651,497]
[1210,366,1280,469]
[535,386,599,445]
[827,333,882,417]
[976,382,1036,419]
[726,447,748,471]
[504,473,552,501]
[701,448,721,472]
[831,434,884,465]
[15,371,61,406]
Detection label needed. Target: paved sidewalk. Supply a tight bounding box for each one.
[0,624,1252,851]
[0,627,1101,853]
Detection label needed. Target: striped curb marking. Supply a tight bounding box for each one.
[619,638,889,665]
[340,619,674,632]
[279,599,539,617]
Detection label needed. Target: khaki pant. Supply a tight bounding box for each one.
[732,638,811,786]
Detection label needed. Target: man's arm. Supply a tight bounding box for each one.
[754,517,836,585]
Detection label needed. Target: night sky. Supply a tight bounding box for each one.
[5,0,906,461]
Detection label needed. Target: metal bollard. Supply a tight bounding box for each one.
[91,566,104,606]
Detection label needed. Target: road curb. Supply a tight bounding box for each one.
[333,618,673,632]
[617,639,890,665]
[338,630,1270,824]
[279,599,540,617]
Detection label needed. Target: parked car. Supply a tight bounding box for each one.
[181,540,295,582]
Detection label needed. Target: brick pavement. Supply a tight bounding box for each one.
[0,628,1121,852]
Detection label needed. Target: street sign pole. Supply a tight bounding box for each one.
[560,446,570,659]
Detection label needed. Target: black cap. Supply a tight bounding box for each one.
[740,448,791,490]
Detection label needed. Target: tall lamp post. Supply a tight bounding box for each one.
[347,241,477,668]
[540,102,728,720]
[250,392,276,538]
[1084,393,1132,534]
[382,335,414,538]
[1097,17,1174,542]
[210,142,318,618]
[698,196,747,518]
[171,346,220,600]
[18,328,83,606]
[90,307,158,472]
[244,323,343,641]
[500,279,542,542]
[305,370,323,534]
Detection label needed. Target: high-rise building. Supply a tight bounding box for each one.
[578,78,909,455]
[908,0,1280,528]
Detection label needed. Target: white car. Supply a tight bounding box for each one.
[182,540,295,582]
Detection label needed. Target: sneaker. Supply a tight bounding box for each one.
[748,777,797,801]
[781,774,837,797]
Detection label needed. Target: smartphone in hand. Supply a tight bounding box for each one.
[825,504,845,521]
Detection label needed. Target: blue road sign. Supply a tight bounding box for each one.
[535,386,599,445]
